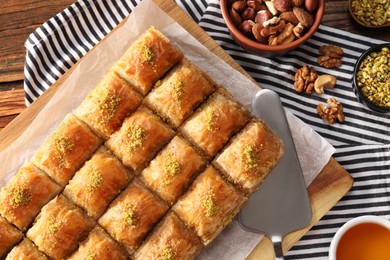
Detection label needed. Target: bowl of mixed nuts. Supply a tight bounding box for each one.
[353,44,390,113]
[220,0,325,57]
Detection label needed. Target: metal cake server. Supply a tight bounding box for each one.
[238,89,312,259]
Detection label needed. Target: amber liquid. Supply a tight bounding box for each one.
[336,222,390,260]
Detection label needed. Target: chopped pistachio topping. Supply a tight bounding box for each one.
[98,90,121,125]
[123,204,138,227]
[163,153,180,176]
[205,108,218,132]
[54,136,74,154]
[126,124,144,152]
[86,168,103,192]
[241,144,261,171]
[87,251,97,260]
[9,187,31,208]
[47,217,62,234]
[201,191,219,218]
[159,246,175,260]
[140,45,155,63]
[154,80,162,88]
[171,79,184,102]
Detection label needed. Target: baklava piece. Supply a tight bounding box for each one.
[0,162,61,231]
[68,227,128,260]
[180,92,249,157]
[141,136,205,205]
[214,120,284,194]
[64,147,132,219]
[173,166,246,245]
[0,216,23,258]
[75,70,143,139]
[5,238,49,260]
[105,108,174,172]
[99,180,168,254]
[27,195,95,259]
[112,27,183,96]
[144,58,215,128]
[31,114,102,187]
[133,212,203,260]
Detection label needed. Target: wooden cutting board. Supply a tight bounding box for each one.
[0,0,353,258]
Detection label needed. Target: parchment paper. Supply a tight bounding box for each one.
[0,0,335,258]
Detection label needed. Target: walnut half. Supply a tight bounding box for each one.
[317,98,345,125]
[294,65,318,94]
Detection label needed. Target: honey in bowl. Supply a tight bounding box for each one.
[336,222,390,260]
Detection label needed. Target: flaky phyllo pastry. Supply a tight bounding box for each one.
[0,27,284,259]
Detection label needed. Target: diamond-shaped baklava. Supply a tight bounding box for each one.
[173,166,247,245]
[75,70,143,139]
[5,238,49,260]
[180,92,249,157]
[99,179,168,254]
[31,114,102,187]
[214,120,284,194]
[68,227,128,260]
[141,136,205,205]
[112,27,183,96]
[27,195,95,259]
[105,107,174,172]
[63,147,132,219]
[0,216,23,258]
[0,162,61,230]
[133,212,203,259]
[144,58,215,128]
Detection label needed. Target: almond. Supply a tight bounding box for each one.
[230,8,243,27]
[279,11,299,25]
[293,7,313,27]
[272,0,293,12]
[239,20,255,36]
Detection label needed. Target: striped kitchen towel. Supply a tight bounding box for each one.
[24,0,390,259]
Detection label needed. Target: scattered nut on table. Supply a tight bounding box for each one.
[317,98,345,125]
[317,44,343,68]
[294,65,318,94]
[314,74,337,94]
[356,47,390,109]
[228,0,318,45]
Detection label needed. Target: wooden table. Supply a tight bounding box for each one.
[0,0,389,131]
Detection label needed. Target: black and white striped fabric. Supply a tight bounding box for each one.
[24,0,390,259]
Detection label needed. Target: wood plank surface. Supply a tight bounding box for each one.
[0,0,353,259]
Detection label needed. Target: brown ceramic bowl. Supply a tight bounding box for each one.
[220,0,325,57]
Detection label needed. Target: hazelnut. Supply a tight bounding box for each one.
[241,7,256,20]
[239,20,255,36]
[272,0,293,12]
[232,1,247,13]
[230,8,243,27]
[255,10,272,25]
[247,0,264,12]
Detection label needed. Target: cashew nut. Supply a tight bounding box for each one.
[314,75,337,94]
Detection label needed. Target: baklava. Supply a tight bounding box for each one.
[31,114,102,187]
[180,92,249,157]
[134,212,203,259]
[99,180,168,254]
[144,58,215,128]
[173,166,247,245]
[141,136,205,205]
[112,27,183,96]
[0,216,23,258]
[75,70,143,139]
[214,120,284,194]
[105,107,174,171]
[27,195,95,259]
[5,238,49,260]
[0,162,61,231]
[63,147,132,219]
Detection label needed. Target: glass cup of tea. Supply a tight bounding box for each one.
[329,215,390,260]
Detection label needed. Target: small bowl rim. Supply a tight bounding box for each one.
[352,43,390,113]
[220,0,325,52]
[329,215,390,260]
